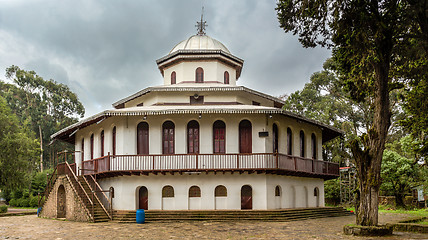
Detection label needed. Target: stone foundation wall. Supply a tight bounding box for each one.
[40,175,91,222]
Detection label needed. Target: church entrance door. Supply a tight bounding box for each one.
[138,186,148,210]
[241,185,252,209]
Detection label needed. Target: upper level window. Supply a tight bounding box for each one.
[162,121,175,154]
[224,71,229,84]
[195,67,204,83]
[213,120,226,153]
[187,120,199,154]
[90,133,94,159]
[81,138,84,161]
[311,133,317,159]
[137,122,149,155]
[112,126,116,155]
[100,130,104,157]
[287,128,292,155]
[273,124,278,153]
[300,130,305,158]
[171,71,176,85]
[239,120,252,153]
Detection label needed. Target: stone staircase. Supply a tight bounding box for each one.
[113,207,353,223]
[77,176,110,222]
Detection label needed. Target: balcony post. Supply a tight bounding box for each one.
[237,154,239,169]
[275,152,279,169]
[152,155,155,170]
[108,152,111,171]
[196,154,198,170]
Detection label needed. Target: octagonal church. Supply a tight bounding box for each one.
[43,19,341,221]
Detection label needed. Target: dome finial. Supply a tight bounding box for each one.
[195,6,207,35]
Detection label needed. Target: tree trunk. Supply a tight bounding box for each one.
[39,125,43,172]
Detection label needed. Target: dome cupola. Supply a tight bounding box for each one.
[156,13,244,86]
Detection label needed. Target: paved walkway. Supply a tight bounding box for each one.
[0,213,427,239]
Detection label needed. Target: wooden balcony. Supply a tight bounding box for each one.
[75,153,339,180]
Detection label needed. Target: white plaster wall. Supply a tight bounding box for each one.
[99,172,268,210]
[98,173,324,211]
[163,61,237,85]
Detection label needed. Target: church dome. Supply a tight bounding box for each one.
[169,35,230,54]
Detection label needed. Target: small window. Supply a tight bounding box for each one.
[171,71,176,85]
[273,124,278,153]
[195,67,204,83]
[224,71,229,84]
[81,138,85,161]
[162,186,174,198]
[252,101,260,106]
[215,185,227,197]
[190,95,204,105]
[314,187,319,196]
[189,186,201,197]
[275,186,281,196]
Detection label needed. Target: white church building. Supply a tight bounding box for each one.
[51,20,341,212]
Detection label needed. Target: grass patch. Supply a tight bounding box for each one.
[419,221,428,225]
[8,206,37,210]
[344,205,428,218]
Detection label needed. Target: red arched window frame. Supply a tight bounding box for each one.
[213,120,226,153]
[224,71,229,84]
[239,120,252,153]
[195,67,204,83]
[137,122,149,155]
[171,71,176,85]
[162,121,175,154]
[187,120,199,153]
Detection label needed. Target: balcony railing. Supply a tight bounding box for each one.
[79,153,339,179]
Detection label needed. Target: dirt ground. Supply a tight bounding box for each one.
[0,213,427,240]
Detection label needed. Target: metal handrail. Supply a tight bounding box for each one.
[88,174,113,219]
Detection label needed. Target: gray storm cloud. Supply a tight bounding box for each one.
[0,0,331,118]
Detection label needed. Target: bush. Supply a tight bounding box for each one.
[29,196,38,208]
[0,205,7,213]
[8,199,17,207]
[19,198,30,207]
[12,190,23,200]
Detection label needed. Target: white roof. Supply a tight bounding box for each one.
[169,35,230,54]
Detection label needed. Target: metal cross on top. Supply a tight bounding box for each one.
[196,7,207,35]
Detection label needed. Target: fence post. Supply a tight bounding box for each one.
[107,152,111,171]
[275,152,279,169]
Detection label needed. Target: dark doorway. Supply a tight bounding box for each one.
[241,185,252,210]
[239,120,252,153]
[138,186,148,210]
[162,121,175,154]
[187,120,199,153]
[57,185,66,218]
[273,124,278,153]
[137,122,149,154]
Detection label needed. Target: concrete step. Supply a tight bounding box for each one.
[112,207,353,223]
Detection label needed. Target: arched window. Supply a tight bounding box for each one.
[90,134,94,159]
[162,121,175,154]
[215,185,227,197]
[239,120,252,153]
[81,138,84,161]
[189,186,201,197]
[275,185,281,196]
[100,130,104,157]
[311,133,317,159]
[300,130,305,157]
[162,186,174,198]
[224,71,229,84]
[213,120,226,153]
[171,71,176,85]
[195,67,204,83]
[314,187,319,196]
[137,122,149,155]
[112,126,116,155]
[287,128,292,155]
[273,124,278,153]
[187,120,199,153]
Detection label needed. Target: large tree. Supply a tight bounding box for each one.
[0,96,40,193]
[1,66,85,170]
[277,0,427,226]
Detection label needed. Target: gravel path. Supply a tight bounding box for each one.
[0,213,427,239]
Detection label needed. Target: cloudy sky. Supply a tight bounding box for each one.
[0,0,331,118]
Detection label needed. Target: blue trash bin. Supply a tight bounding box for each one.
[136,209,145,223]
[37,207,42,216]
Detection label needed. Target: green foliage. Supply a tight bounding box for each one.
[0,66,85,170]
[31,169,53,196]
[8,199,17,207]
[0,205,7,213]
[324,179,340,204]
[29,196,38,208]
[0,95,39,193]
